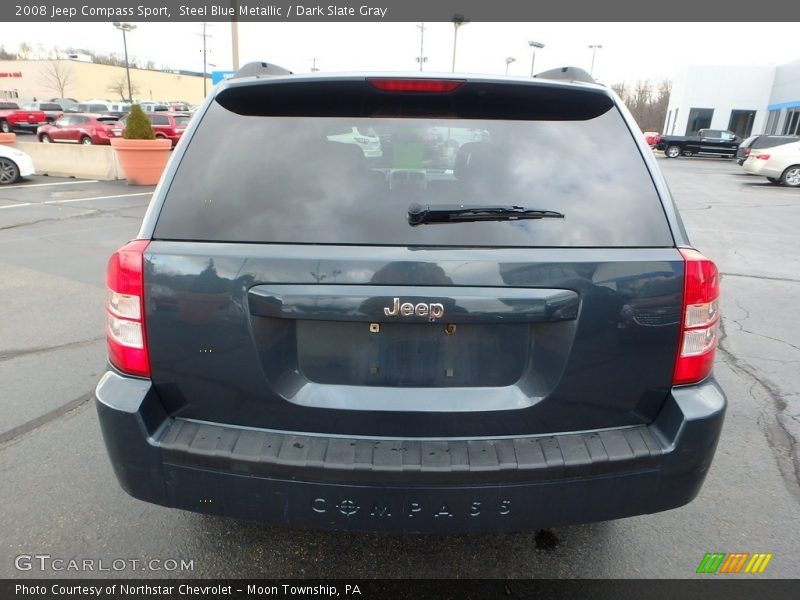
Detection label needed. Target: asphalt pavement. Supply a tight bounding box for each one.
[0,161,798,579]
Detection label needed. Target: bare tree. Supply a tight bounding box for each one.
[17,42,31,59]
[107,75,140,101]
[39,61,75,98]
[611,78,672,132]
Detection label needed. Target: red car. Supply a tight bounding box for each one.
[643,131,661,147]
[118,112,190,147]
[36,113,121,145]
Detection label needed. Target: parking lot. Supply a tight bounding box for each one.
[1,157,799,578]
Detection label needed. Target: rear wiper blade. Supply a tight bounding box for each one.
[407,203,565,226]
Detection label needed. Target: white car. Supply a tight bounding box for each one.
[327,126,383,158]
[742,140,800,187]
[0,144,35,185]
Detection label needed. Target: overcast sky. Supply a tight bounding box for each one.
[3,22,799,84]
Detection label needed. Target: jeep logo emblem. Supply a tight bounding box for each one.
[383,297,445,321]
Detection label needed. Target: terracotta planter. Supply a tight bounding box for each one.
[0,133,16,146]
[110,137,172,185]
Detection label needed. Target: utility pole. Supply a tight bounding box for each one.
[416,22,427,71]
[196,23,213,96]
[311,57,319,72]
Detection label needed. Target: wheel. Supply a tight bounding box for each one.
[0,157,21,185]
[767,177,781,185]
[780,165,800,188]
[40,134,52,143]
[0,120,11,133]
[80,136,93,145]
[664,145,682,158]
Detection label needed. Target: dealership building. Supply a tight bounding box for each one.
[664,59,800,138]
[0,59,210,104]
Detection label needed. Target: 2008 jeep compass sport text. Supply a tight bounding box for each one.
[96,66,726,533]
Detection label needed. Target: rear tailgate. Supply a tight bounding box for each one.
[143,76,681,438]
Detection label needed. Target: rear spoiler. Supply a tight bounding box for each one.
[230,61,293,79]
[534,67,596,85]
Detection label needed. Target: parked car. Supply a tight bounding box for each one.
[96,65,726,534]
[326,125,383,157]
[742,139,800,187]
[37,113,122,145]
[0,101,49,133]
[20,101,64,124]
[656,129,740,159]
[116,111,191,147]
[105,103,132,118]
[0,144,35,184]
[67,102,112,114]
[736,134,799,165]
[643,131,661,147]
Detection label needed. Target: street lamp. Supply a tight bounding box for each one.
[528,41,545,76]
[416,22,427,71]
[588,44,603,77]
[451,14,469,73]
[505,56,516,75]
[112,22,136,102]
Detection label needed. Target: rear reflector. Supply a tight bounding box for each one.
[673,249,720,385]
[368,78,465,93]
[105,240,150,377]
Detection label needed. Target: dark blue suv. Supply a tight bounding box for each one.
[95,66,726,533]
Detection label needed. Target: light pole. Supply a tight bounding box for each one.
[112,22,136,102]
[588,44,603,77]
[528,41,544,76]
[451,14,469,72]
[505,57,516,75]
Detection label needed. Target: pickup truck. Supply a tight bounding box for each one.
[0,101,49,134]
[656,129,740,159]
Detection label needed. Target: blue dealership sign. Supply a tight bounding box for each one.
[211,70,236,85]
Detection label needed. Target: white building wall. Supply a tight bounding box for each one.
[665,65,776,135]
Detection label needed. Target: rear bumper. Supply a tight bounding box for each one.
[95,372,726,533]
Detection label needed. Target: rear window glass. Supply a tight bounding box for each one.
[155,94,672,247]
[174,115,191,125]
[41,103,61,110]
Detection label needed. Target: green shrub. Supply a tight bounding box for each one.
[123,105,156,140]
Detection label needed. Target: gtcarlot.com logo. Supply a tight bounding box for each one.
[696,552,773,574]
[14,554,194,572]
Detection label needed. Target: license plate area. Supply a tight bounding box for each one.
[296,320,529,387]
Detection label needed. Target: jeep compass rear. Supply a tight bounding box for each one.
[95,67,726,533]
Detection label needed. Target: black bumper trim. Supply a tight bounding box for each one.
[95,371,726,532]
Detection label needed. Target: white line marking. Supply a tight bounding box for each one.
[0,192,151,210]
[8,180,100,188]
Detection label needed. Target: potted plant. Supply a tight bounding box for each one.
[110,105,171,185]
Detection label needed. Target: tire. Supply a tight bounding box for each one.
[664,145,682,158]
[80,136,93,145]
[0,120,11,134]
[780,165,800,188]
[0,157,21,185]
[40,134,52,143]
[767,177,781,185]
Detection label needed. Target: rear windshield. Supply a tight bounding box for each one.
[40,103,61,110]
[753,136,799,149]
[173,115,191,126]
[155,90,672,247]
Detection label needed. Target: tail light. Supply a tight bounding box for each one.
[105,240,150,377]
[673,249,720,385]
[743,148,751,158]
[755,154,770,160]
[368,78,465,93]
